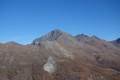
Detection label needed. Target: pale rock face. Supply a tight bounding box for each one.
[59,47,74,59]
[43,56,56,74]
[40,41,74,59]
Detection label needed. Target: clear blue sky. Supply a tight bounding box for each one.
[0,0,120,44]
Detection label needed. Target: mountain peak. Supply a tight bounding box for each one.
[32,29,71,45]
[75,34,90,42]
[48,29,65,39]
[42,29,66,41]
[51,29,64,33]
[75,34,89,38]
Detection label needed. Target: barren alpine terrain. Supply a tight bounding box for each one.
[0,30,120,80]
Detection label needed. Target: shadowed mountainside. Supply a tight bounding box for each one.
[0,29,120,80]
[111,38,120,47]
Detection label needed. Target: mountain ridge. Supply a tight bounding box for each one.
[0,29,120,80]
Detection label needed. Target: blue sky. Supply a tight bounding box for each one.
[0,0,120,44]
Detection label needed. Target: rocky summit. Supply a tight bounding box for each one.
[0,30,120,80]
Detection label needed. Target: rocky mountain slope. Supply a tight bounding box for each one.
[0,29,120,80]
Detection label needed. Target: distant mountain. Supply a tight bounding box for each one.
[32,29,77,46]
[111,38,120,47]
[32,29,65,42]
[75,34,91,42]
[0,29,120,80]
